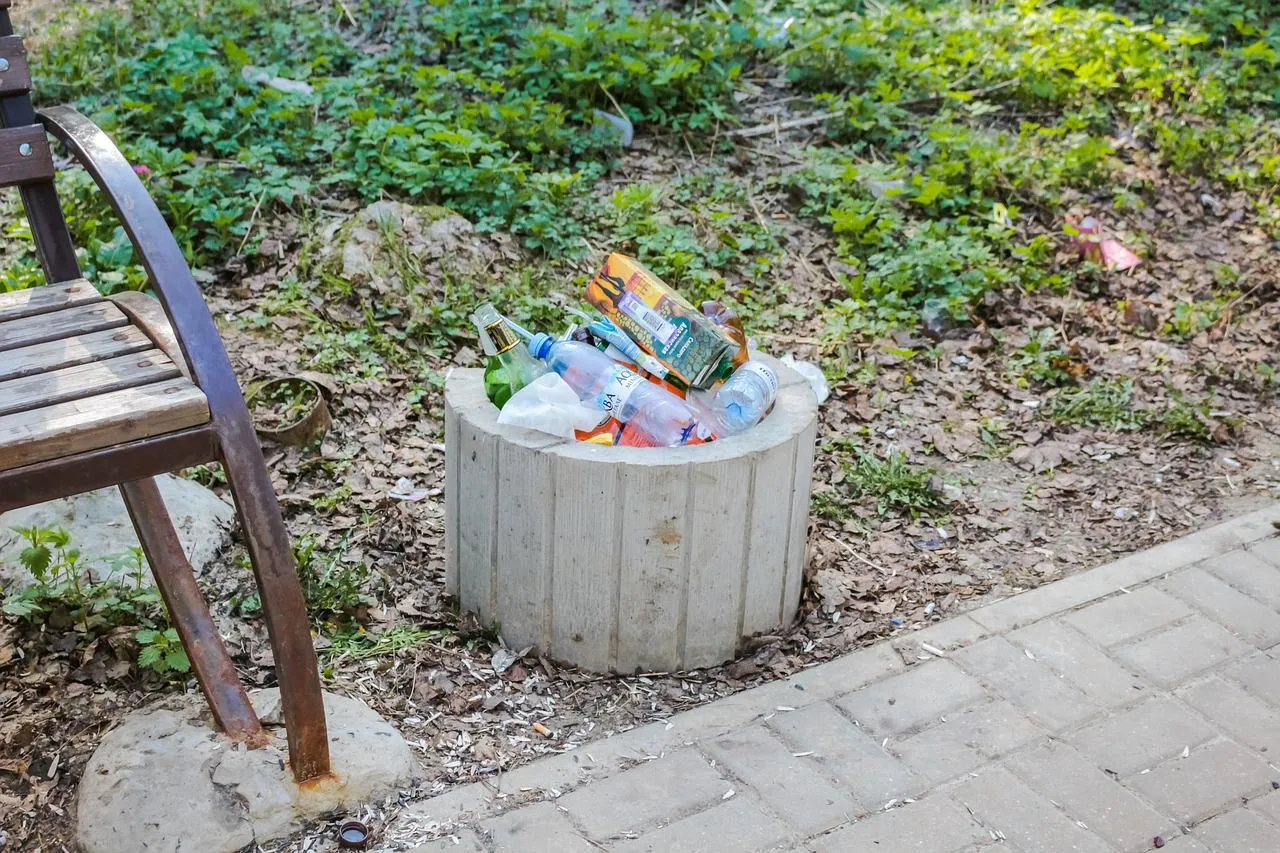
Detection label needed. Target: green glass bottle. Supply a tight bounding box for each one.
[472,303,546,409]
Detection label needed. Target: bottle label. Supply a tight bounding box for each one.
[485,320,518,354]
[740,361,779,394]
[595,367,644,419]
[619,292,679,348]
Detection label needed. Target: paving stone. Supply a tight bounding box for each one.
[892,615,989,661]
[1125,740,1275,824]
[1194,807,1280,853]
[782,643,903,700]
[1228,654,1280,709]
[967,544,1196,634]
[482,802,597,852]
[1004,741,1173,851]
[1069,697,1217,776]
[952,636,1098,731]
[558,749,726,838]
[807,796,991,853]
[1251,537,1280,568]
[1062,588,1193,648]
[705,724,855,835]
[408,831,487,853]
[610,794,791,853]
[1113,617,1252,687]
[1202,549,1280,614]
[834,660,987,736]
[1161,567,1280,647]
[892,701,1042,786]
[1151,836,1210,852]
[1178,676,1280,755]
[1246,790,1280,826]
[769,702,922,809]
[1010,619,1146,707]
[949,766,1112,853]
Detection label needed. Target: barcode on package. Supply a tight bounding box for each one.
[620,293,679,348]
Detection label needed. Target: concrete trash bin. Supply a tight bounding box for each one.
[444,358,819,673]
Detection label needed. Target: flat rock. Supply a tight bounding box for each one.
[0,474,233,586]
[76,689,416,853]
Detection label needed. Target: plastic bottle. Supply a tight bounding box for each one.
[711,361,779,435]
[472,304,547,409]
[527,333,716,447]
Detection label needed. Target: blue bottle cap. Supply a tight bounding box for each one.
[528,332,555,360]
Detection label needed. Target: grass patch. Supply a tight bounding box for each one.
[8,0,1273,347]
[1046,377,1148,431]
[820,449,949,518]
[321,623,447,663]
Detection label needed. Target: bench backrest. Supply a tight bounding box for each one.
[0,2,81,283]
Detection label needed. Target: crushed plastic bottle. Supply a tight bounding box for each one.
[472,304,547,409]
[528,333,716,447]
[779,354,829,405]
[712,361,779,435]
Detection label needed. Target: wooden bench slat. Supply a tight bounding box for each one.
[0,301,128,352]
[0,35,33,96]
[0,326,154,382]
[0,124,54,187]
[0,348,181,417]
[0,377,210,470]
[0,280,101,322]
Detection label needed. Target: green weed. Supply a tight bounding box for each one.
[999,328,1078,388]
[321,624,446,663]
[1046,377,1149,431]
[1159,398,1213,442]
[1,526,189,676]
[237,534,371,623]
[135,627,191,675]
[844,450,947,518]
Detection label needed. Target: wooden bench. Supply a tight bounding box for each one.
[0,1,330,783]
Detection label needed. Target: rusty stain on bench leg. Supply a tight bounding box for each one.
[119,477,266,746]
[219,433,332,782]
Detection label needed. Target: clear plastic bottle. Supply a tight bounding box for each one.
[711,361,779,435]
[528,333,716,447]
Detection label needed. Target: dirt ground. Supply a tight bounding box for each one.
[2,2,1278,851]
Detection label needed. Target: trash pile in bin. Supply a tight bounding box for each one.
[473,254,826,448]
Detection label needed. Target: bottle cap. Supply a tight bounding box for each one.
[529,332,555,360]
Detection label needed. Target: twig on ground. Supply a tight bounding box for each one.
[235,189,268,256]
[826,533,893,575]
[333,0,357,27]
[729,111,843,138]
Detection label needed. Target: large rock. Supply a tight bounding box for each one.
[76,689,416,853]
[0,474,233,586]
[316,201,506,303]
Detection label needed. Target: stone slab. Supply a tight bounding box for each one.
[0,472,233,585]
[76,690,414,853]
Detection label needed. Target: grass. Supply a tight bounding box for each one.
[1046,377,1149,432]
[321,624,447,663]
[816,445,948,519]
[2,0,1270,348]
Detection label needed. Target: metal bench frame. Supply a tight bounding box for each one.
[0,2,330,782]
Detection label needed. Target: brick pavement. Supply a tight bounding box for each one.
[393,505,1280,853]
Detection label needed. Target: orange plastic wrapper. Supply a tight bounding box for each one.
[574,414,623,445]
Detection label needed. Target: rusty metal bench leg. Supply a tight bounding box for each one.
[118,477,265,744]
[220,437,332,783]
[38,103,332,784]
